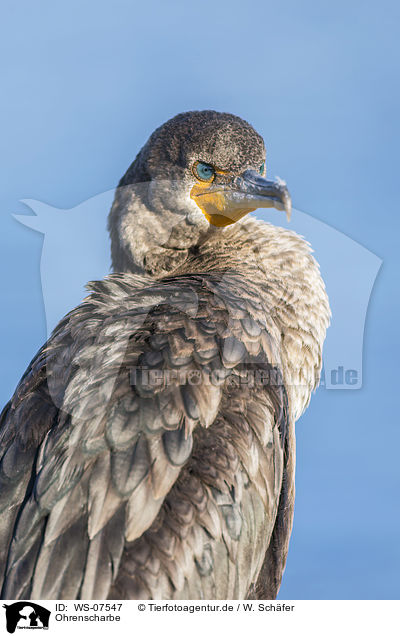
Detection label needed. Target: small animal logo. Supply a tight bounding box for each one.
[2,602,50,633]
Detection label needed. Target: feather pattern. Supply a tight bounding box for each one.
[0,109,330,599]
[0,216,329,599]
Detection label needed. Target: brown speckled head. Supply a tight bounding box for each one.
[119,110,266,184]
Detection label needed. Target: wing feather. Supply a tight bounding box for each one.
[0,271,291,599]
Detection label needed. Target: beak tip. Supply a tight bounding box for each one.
[285,199,292,222]
[274,175,291,221]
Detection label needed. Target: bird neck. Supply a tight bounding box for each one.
[108,183,211,277]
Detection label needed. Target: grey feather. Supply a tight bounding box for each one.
[162,428,193,467]
[180,385,200,421]
[222,336,246,368]
[80,506,125,600]
[105,404,141,449]
[111,435,150,497]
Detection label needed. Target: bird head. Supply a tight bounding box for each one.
[109,110,291,273]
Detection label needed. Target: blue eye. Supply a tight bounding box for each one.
[259,162,265,175]
[194,161,215,182]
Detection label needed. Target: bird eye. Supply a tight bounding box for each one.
[259,162,265,175]
[193,161,215,182]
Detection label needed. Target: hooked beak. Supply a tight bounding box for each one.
[191,169,292,227]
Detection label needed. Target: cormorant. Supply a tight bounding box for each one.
[0,111,330,599]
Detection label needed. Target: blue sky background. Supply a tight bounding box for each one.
[1,1,399,599]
